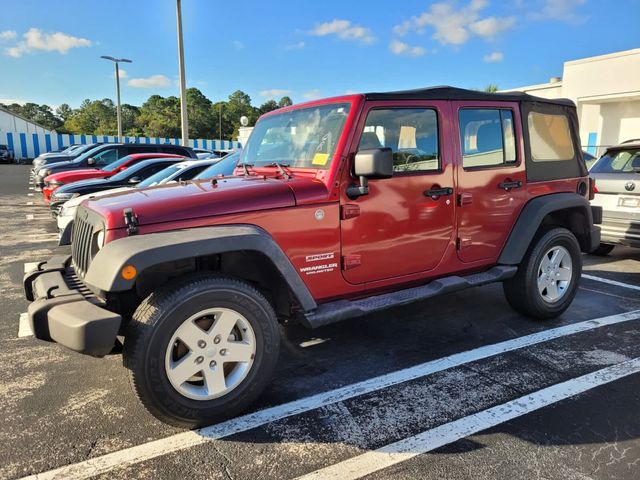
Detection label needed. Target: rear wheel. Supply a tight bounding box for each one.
[124,275,280,428]
[591,243,615,256]
[503,227,581,320]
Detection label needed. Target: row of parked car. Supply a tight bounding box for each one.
[31,141,241,243]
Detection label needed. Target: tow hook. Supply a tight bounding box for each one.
[123,208,139,236]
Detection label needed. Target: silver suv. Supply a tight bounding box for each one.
[589,141,640,255]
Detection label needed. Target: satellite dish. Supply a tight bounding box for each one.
[240,116,249,127]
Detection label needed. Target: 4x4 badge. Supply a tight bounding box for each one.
[625,181,636,192]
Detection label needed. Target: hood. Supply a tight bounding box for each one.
[64,186,134,210]
[86,176,299,229]
[37,159,74,173]
[47,168,107,182]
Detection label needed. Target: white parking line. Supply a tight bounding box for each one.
[27,193,34,197]
[583,273,640,292]
[19,309,640,480]
[18,313,33,338]
[297,357,640,480]
[25,214,34,220]
[27,201,33,206]
[24,262,39,273]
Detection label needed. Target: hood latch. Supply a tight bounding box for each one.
[123,208,139,236]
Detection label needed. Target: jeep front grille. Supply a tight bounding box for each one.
[71,206,102,278]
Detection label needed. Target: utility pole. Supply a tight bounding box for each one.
[100,56,132,139]
[176,0,189,146]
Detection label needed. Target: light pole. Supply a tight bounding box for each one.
[176,0,189,146]
[100,56,132,139]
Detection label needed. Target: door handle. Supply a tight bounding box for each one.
[424,187,453,199]
[498,180,522,191]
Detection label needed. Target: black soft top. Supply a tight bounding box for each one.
[365,85,575,107]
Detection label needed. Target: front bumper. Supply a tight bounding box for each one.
[23,255,121,357]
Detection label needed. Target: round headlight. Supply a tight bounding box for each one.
[96,230,105,249]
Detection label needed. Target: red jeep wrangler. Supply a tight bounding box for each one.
[24,87,601,427]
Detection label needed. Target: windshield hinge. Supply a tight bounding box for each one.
[123,208,139,236]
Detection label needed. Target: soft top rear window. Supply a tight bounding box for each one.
[521,102,585,182]
[528,112,574,162]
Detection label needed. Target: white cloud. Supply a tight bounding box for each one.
[127,74,171,88]
[232,40,245,50]
[393,0,514,45]
[0,30,16,41]
[302,89,322,100]
[4,28,92,57]
[469,17,515,38]
[285,41,306,50]
[260,89,292,98]
[530,0,588,23]
[117,68,128,79]
[389,39,427,57]
[310,19,375,45]
[483,51,504,63]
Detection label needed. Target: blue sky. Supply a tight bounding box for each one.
[1,0,639,109]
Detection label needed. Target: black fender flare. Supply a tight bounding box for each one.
[84,224,317,311]
[498,192,600,265]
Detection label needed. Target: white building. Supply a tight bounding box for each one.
[502,48,640,156]
[0,106,54,136]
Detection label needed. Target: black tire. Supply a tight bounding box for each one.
[123,274,280,428]
[591,243,615,256]
[503,227,582,320]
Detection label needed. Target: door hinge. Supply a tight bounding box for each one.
[341,204,361,220]
[342,254,362,270]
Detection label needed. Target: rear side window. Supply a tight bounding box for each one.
[459,109,516,168]
[528,112,574,161]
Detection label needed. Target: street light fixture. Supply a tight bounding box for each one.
[100,55,132,139]
[175,0,189,146]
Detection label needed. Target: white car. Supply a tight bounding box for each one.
[57,158,221,244]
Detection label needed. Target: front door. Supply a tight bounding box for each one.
[340,102,456,284]
[453,101,527,263]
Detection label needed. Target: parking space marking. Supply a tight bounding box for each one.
[25,214,34,220]
[18,313,33,338]
[26,201,33,206]
[583,274,640,292]
[27,193,34,196]
[19,309,640,480]
[297,357,640,480]
[24,262,39,273]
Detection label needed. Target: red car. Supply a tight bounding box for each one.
[41,153,184,201]
[24,86,601,427]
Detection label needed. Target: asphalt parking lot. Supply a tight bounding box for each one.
[1,163,640,480]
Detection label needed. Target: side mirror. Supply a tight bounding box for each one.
[347,148,393,199]
[129,176,141,184]
[87,157,96,165]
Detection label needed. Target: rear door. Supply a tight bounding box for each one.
[453,101,527,264]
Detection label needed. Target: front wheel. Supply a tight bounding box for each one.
[124,275,280,428]
[503,227,582,320]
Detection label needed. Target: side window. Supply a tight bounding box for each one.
[358,108,439,173]
[137,164,171,180]
[459,109,517,168]
[527,112,575,161]
[176,165,207,181]
[93,148,119,166]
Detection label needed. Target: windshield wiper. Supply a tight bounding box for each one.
[267,162,292,180]
[241,163,254,177]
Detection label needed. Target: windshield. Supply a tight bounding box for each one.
[195,151,240,178]
[591,149,640,173]
[101,155,133,172]
[73,145,105,163]
[240,103,350,169]
[138,165,182,187]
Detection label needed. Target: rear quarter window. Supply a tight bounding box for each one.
[528,112,574,162]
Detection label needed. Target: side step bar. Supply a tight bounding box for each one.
[302,265,517,328]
